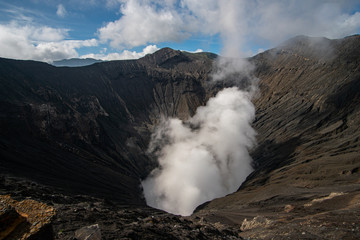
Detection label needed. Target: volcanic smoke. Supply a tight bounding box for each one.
[142,0,258,216]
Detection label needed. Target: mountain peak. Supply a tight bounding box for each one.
[139,47,189,67]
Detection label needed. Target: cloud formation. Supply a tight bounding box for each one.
[99,0,360,52]
[252,1,360,43]
[98,0,190,49]
[81,44,159,60]
[1,0,359,62]
[56,4,67,18]
[0,22,97,62]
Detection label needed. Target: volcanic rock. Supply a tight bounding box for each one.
[0,202,26,239]
[0,194,55,239]
[0,49,216,204]
[194,35,360,239]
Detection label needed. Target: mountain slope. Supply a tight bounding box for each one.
[0,48,216,203]
[194,35,360,239]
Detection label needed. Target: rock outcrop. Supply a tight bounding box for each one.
[0,195,55,239]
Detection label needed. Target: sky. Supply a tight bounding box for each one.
[0,0,359,63]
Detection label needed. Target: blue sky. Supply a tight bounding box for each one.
[0,0,359,62]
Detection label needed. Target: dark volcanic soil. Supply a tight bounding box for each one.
[194,35,360,239]
[1,176,242,239]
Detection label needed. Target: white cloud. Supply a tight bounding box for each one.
[256,48,265,55]
[98,0,360,52]
[30,26,68,42]
[35,39,98,62]
[181,49,203,54]
[327,11,360,38]
[98,0,193,49]
[81,44,159,60]
[105,0,122,9]
[252,1,360,44]
[56,4,67,18]
[0,22,97,62]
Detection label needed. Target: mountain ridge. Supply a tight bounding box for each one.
[52,58,103,67]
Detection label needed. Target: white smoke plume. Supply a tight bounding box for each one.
[142,87,256,215]
[142,0,258,216]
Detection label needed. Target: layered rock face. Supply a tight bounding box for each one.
[0,49,216,203]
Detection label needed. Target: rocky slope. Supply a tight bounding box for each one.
[0,48,217,204]
[0,35,359,239]
[195,35,360,239]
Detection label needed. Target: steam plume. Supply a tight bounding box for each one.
[142,87,256,215]
[142,0,258,216]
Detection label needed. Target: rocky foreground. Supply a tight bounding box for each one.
[1,176,241,239]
